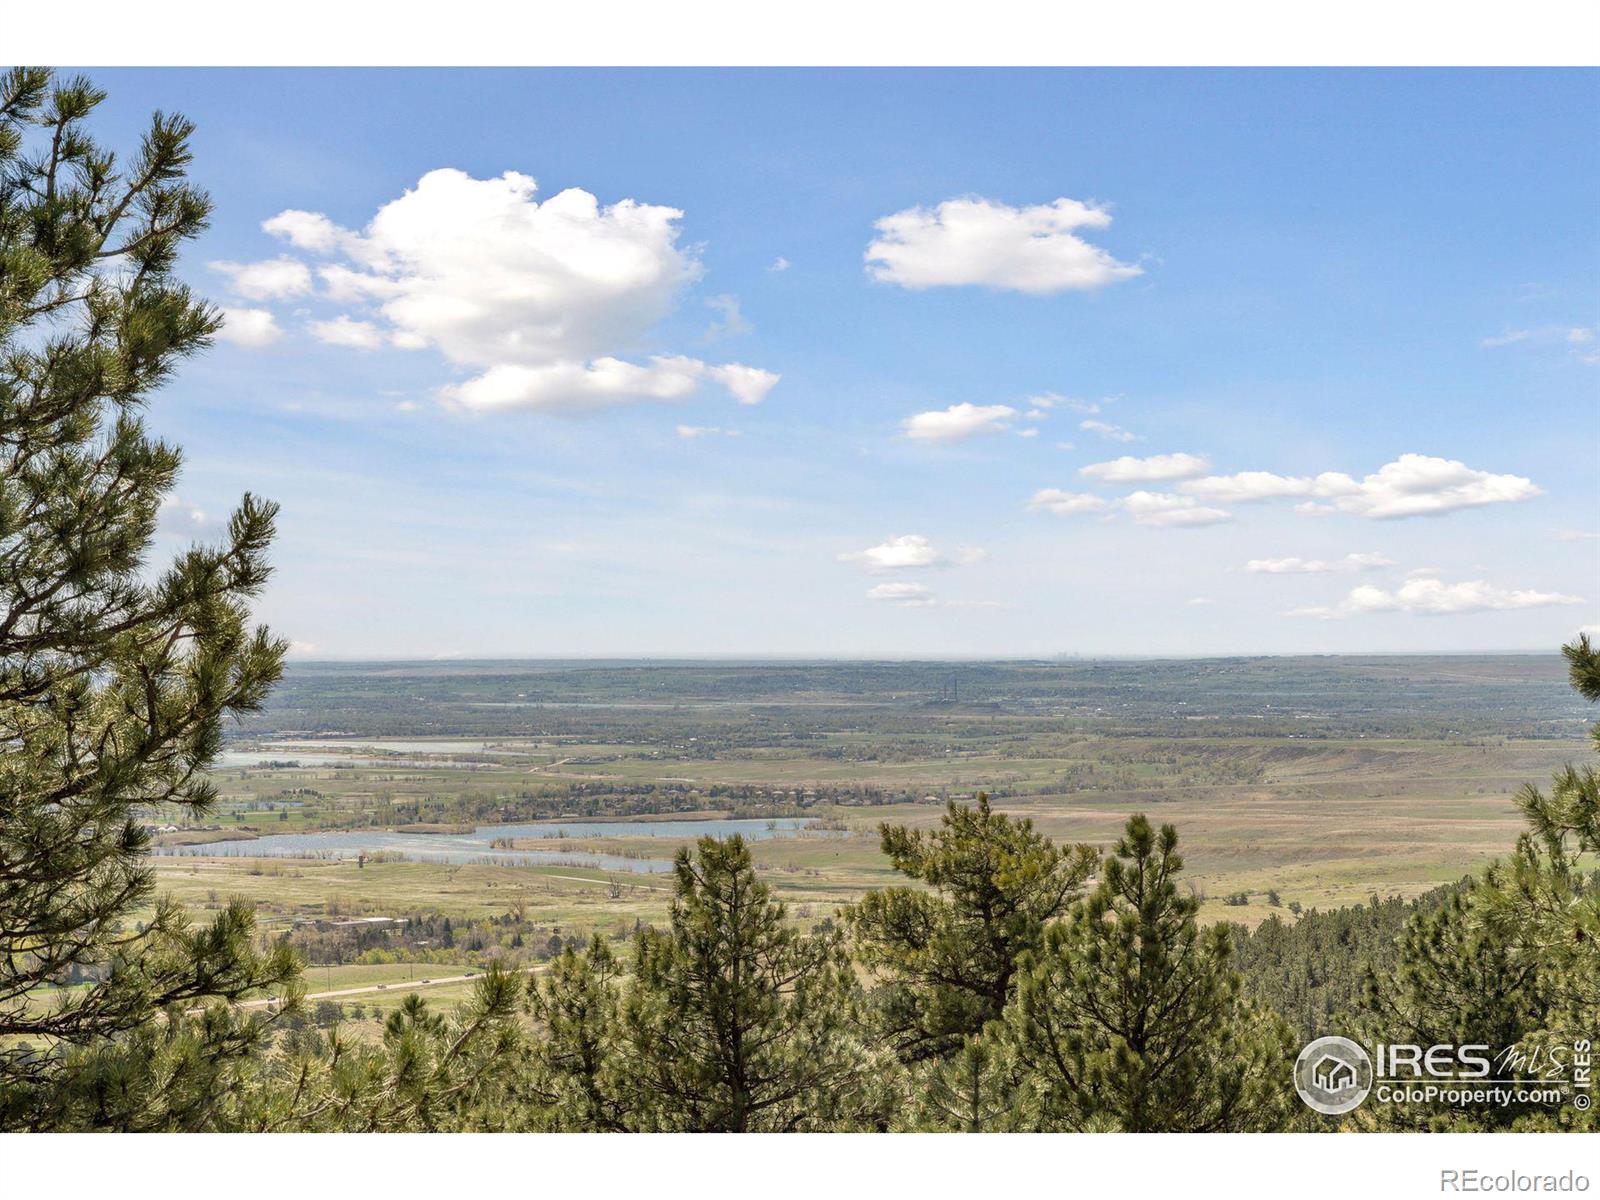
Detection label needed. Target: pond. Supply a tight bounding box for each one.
[212,750,500,770]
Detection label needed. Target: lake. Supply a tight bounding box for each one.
[155,817,832,873]
[212,738,552,770]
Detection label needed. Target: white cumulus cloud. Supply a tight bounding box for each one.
[262,168,776,414]
[1080,452,1211,483]
[865,196,1142,294]
[1036,395,1100,419]
[1029,393,1108,414]
[1289,578,1583,619]
[1245,552,1394,574]
[262,209,348,253]
[1027,487,1228,527]
[442,356,776,413]
[704,294,751,340]
[1079,418,1140,443]
[209,256,312,301]
[706,363,779,406]
[840,534,984,572]
[903,402,1018,442]
[216,307,282,348]
[309,315,386,349]
[157,496,216,535]
[1027,489,1110,516]
[1307,455,1541,519]
[866,582,937,606]
[1180,471,1320,503]
[1181,455,1541,519]
[1121,491,1232,528]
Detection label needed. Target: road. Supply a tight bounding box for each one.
[218,966,542,1013]
[538,870,670,890]
[525,757,572,774]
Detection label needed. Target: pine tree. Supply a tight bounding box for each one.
[844,793,1097,1063]
[1360,884,1551,1131]
[209,965,527,1133]
[0,68,294,1127]
[1516,634,1600,859]
[1365,636,1600,1132]
[1002,815,1296,1131]
[616,835,896,1131]
[903,1032,1026,1132]
[524,935,633,1131]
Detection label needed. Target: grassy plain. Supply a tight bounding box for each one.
[55,653,1571,1038]
[155,734,1584,933]
[123,651,1593,1013]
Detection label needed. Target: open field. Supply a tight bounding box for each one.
[155,733,1579,933]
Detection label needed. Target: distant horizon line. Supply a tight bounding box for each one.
[279,647,1566,665]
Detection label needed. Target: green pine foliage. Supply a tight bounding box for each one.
[1002,815,1298,1131]
[523,935,633,1130]
[1230,884,1469,1042]
[614,836,898,1130]
[1516,634,1600,859]
[901,1032,1028,1132]
[844,792,1097,1063]
[522,836,900,1131]
[0,67,295,1128]
[241,967,526,1132]
[1360,634,1600,1132]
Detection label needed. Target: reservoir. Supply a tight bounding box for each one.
[155,817,832,873]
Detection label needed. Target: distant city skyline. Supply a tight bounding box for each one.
[94,68,1598,657]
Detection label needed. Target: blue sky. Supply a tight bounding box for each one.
[90,69,1599,657]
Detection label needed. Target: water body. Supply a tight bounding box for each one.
[213,738,547,769]
[155,817,829,874]
[266,739,506,753]
[217,751,379,768]
[213,751,497,770]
